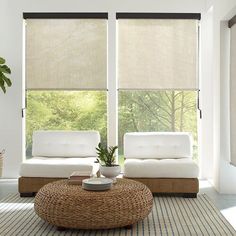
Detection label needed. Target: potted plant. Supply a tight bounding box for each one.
[0,57,12,93]
[96,143,121,182]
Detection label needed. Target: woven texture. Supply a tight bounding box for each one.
[0,194,235,236]
[126,177,199,193]
[34,179,153,229]
[19,176,199,194]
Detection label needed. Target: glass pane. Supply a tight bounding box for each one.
[26,91,107,158]
[118,91,198,166]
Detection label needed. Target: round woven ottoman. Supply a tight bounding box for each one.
[34,178,153,230]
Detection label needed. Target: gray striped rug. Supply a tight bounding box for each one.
[0,194,235,236]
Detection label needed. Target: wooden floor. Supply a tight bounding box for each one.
[1,179,236,230]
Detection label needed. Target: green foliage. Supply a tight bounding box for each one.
[26,90,198,162]
[0,57,12,93]
[118,91,198,161]
[26,91,107,157]
[96,143,118,166]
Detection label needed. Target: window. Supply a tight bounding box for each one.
[229,15,236,166]
[118,91,198,165]
[24,13,108,158]
[117,13,200,165]
[26,91,107,158]
[24,13,201,164]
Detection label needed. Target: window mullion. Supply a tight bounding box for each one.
[107,12,118,152]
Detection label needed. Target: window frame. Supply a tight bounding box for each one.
[23,12,201,163]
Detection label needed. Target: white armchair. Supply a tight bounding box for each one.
[19,130,100,196]
[123,132,199,197]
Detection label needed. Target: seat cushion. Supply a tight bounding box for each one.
[124,158,199,178]
[20,157,98,178]
[32,131,100,157]
[124,132,193,159]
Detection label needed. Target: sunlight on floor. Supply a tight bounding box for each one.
[221,207,236,230]
[0,202,34,212]
[199,179,212,189]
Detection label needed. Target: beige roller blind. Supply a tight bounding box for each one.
[26,19,107,90]
[118,19,198,90]
[230,24,236,166]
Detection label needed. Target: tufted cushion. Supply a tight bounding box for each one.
[32,131,100,157]
[124,132,192,159]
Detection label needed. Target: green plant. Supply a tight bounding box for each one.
[0,57,12,93]
[96,142,118,166]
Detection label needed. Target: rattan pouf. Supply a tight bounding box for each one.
[34,178,153,230]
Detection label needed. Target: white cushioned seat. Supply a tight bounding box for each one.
[124,132,199,179]
[20,130,100,178]
[124,158,199,178]
[20,157,98,178]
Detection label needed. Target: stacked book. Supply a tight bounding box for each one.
[68,170,93,185]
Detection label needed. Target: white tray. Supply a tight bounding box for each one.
[82,178,113,191]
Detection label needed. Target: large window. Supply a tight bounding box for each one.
[24,13,200,164]
[117,13,200,165]
[24,13,108,158]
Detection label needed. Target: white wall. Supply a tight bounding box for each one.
[199,5,214,179]
[219,3,236,194]
[0,0,206,178]
[206,0,236,193]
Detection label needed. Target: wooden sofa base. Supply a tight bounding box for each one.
[18,177,66,196]
[124,177,199,197]
[19,177,199,198]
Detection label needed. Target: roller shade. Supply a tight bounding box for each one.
[230,24,236,166]
[26,18,107,90]
[118,19,199,90]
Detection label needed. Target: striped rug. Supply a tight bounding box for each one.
[0,194,235,236]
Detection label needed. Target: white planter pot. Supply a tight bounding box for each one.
[99,165,121,182]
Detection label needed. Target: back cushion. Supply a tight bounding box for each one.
[32,131,100,157]
[124,132,192,159]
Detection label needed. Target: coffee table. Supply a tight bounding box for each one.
[34,178,153,230]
